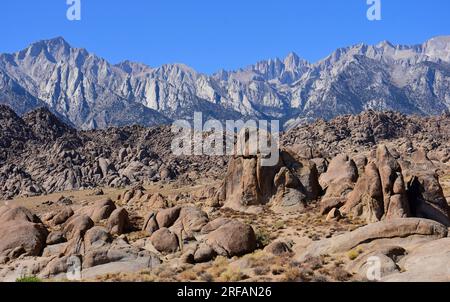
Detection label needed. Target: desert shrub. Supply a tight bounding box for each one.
[255,229,271,248]
[307,256,324,270]
[177,270,198,281]
[330,267,352,282]
[253,266,271,276]
[312,275,329,282]
[270,265,285,275]
[16,276,42,283]
[282,267,303,282]
[208,256,229,278]
[347,247,363,260]
[218,268,246,282]
[273,221,285,230]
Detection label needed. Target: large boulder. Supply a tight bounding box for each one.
[142,212,159,236]
[0,206,48,258]
[341,162,384,222]
[201,218,233,234]
[0,220,48,258]
[271,167,308,211]
[218,155,280,210]
[280,150,321,200]
[193,243,216,263]
[264,241,293,256]
[205,220,257,257]
[0,206,39,223]
[297,218,448,260]
[319,154,358,210]
[342,146,450,225]
[403,149,450,226]
[38,238,161,280]
[382,238,450,282]
[49,207,74,226]
[217,148,320,212]
[46,231,66,246]
[340,145,411,223]
[156,207,181,228]
[107,208,130,235]
[63,215,94,241]
[76,199,116,223]
[319,154,358,193]
[376,145,410,219]
[150,228,179,253]
[407,174,450,227]
[84,226,112,251]
[169,206,209,239]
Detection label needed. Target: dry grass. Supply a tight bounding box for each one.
[218,268,247,282]
[282,267,303,281]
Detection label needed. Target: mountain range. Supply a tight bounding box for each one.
[0,36,449,129]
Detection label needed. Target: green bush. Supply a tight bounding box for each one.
[347,248,363,260]
[16,276,42,283]
[255,229,271,248]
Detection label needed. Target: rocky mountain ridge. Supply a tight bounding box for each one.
[0,36,449,129]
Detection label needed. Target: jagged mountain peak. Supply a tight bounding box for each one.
[424,35,450,62]
[150,63,201,83]
[157,63,199,74]
[284,52,301,65]
[15,36,72,62]
[320,36,450,67]
[115,60,153,75]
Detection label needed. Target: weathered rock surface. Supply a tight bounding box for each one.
[0,221,48,258]
[264,241,293,256]
[217,148,321,212]
[297,218,448,260]
[0,206,48,259]
[341,146,450,225]
[382,238,450,282]
[206,220,257,257]
[150,228,179,254]
[107,208,130,235]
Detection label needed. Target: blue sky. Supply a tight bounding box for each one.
[0,0,449,73]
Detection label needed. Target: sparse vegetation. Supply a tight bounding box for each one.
[347,247,363,260]
[16,276,42,283]
[273,221,286,230]
[255,228,271,248]
[218,267,247,282]
[282,267,303,282]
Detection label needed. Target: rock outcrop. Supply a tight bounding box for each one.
[217,149,320,212]
[297,218,448,260]
[341,146,450,225]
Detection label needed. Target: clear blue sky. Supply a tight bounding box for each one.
[0,0,449,74]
